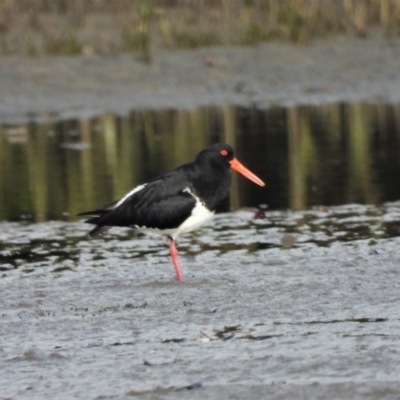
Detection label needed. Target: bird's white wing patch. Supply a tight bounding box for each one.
[116,184,147,208]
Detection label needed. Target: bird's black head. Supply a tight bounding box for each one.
[195,143,235,168]
[195,143,265,187]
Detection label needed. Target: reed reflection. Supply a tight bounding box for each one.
[1,102,400,222]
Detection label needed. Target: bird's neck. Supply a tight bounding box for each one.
[192,164,231,210]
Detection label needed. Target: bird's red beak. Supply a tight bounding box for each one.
[229,158,265,187]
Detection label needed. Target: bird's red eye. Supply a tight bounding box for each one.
[220,149,228,156]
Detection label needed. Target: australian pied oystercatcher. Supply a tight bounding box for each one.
[78,143,265,281]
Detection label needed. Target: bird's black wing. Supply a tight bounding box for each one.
[81,171,197,235]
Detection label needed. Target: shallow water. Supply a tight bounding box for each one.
[1,203,400,399]
[1,202,400,273]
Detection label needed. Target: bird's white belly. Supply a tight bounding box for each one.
[174,202,214,237]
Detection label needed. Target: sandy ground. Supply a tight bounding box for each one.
[0,31,400,122]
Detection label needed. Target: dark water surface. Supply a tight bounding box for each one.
[1,102,400,222]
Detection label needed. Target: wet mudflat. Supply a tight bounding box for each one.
[1,203,400,399]
[1,32,400,123]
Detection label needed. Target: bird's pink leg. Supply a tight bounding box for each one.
[169,238,184,281]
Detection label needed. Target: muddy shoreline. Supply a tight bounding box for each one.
[0,202,400,399]
[2,205,400,399]
[1,32,400,122]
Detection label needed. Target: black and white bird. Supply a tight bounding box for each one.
[78,143,265,281]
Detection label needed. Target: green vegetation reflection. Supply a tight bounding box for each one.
[1,102,400,222]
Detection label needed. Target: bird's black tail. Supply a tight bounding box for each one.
[77,200,119,236]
